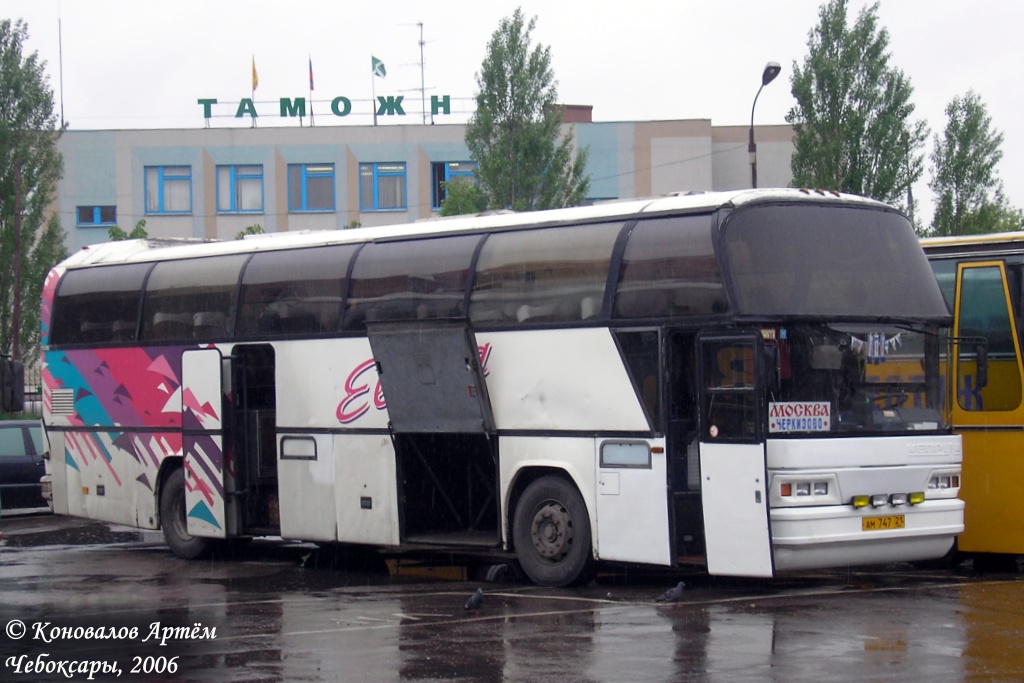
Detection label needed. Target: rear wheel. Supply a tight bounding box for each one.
[160,467,214,559]
[512,475,593,587]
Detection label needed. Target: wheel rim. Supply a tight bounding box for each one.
[529,500,574,562]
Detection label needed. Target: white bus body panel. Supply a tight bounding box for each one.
[596,437,672,565]
[275,338,388,430]
[331,434,400,546]
[700,441,774,577]
[274,339,398,544]
[277,432,337,542]
[766,435,964,571]
[480,329,650,432]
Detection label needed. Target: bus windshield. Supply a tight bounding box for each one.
[766,322,945,435]
[722,203,951,320]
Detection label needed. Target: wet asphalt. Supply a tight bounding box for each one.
[1,512,1023,682]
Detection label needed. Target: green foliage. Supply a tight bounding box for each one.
[235,223,264,240]
[465,8,589,212]
[787,0,927,208]
[438,179,487,217]
[342,220,362,230]
[0,19,66,361]
[108,218,148,241]
[927,91,1016,236]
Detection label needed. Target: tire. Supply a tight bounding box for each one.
[512,475,594,587]
[160,467,214,560]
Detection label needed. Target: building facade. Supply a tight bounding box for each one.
[54,112,794,252]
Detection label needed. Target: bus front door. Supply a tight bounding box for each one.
[180,348,233,539]
[697,334,774,577]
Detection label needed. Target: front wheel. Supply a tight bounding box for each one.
[160,467,214,559]
[512,475,593,587]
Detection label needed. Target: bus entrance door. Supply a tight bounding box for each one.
[367,322,499,546]
[697,333,774,577]
[181,348,232,540]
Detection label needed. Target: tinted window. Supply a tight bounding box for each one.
[141,255,248,342]
[928,259,957,309]
[0,425,27,457]
[469,222,622,325]
[50,264,151,345]
[237,245,356,337]
[614,215,725,319]
[723,204,950,319]
[958,265,1021,411]
[347,235,480,330]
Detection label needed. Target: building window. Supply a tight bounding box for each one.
[288,164,335,212]
[359,162,407,211]
[431,161,476,211]
[145,166,192,215]
[76,205,117,227]
[217,165,264,213]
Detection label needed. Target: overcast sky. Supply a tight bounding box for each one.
[4,0,1023,223]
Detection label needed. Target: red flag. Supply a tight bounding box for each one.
[308,56,314,91]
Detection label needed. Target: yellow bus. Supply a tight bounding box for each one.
[922,232,1024,567]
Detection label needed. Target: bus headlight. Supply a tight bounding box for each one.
[772,475,840,507]
[925,470,962,499]
[928,473,960,490]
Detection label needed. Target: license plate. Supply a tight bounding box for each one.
[862,514,905,531]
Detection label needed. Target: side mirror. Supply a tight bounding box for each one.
[1,359,24,413]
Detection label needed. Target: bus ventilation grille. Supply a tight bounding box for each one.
[51,389,76,416]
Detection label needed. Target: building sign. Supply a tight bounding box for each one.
[196,95,453,122]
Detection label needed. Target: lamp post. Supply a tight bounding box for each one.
[748,61,781,188]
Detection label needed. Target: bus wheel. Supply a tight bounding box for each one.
[159,468,213,560]
[512,476,593,587]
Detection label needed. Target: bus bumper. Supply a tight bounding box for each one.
[770,498,964,572]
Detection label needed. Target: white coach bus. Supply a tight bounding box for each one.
[40,189,963,586]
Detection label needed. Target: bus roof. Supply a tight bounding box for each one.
[59,188,890,270]
[921,231,1024,256]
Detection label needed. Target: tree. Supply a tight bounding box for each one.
[787,0,928,208]
[464,8,589,213]
[108,218,148,241]
[438,179,487,217]
[927,91,1021,236]
[235,223,263,240]
[0,19,65,362]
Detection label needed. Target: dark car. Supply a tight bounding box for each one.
[0,420,47,511]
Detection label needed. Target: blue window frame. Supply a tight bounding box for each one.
[76,205,117,227]
[288,164,335,212]
[359,162,407,211]
[216,165,264,213]
[144,166,192,215]
[431,161,476,210]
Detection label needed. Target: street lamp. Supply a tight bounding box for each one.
[748,61,781,189]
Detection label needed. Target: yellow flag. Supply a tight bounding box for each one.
[251,56,259,91]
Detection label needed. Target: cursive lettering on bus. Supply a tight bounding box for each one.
[336,343,493,424]
[336,359,378,424]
